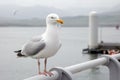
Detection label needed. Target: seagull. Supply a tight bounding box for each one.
[14,13,63,76]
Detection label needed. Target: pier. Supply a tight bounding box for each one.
[83,42,120,54]
[83,11,120,54]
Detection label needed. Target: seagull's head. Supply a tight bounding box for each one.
[46,13,64,25]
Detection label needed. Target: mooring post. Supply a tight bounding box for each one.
[88,11,98,49]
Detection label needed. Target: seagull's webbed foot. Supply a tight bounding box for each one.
[44,71,53,76]
[38,72,42,75]
[39,71,53,76]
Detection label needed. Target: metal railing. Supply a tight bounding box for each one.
[24,54,120,80]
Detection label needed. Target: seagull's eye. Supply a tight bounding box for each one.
[51,17,54,19]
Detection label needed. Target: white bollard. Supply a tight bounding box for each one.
[88,11,98,49]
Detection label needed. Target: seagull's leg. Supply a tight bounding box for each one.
[44,58,47,72]
[37,59,41,74]
[43,58,53,76]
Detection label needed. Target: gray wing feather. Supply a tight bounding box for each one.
[22,37,46,56]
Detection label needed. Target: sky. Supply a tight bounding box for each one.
[0,0,120,18]
[0,0,120,9]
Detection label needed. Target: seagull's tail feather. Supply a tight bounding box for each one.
[14,50,25,57]
[14,50,21,53]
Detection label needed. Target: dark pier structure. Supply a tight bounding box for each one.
[83,42,120,54]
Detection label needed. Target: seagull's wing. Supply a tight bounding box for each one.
[22,36,46,56]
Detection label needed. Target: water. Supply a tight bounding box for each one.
[0,27,120,80]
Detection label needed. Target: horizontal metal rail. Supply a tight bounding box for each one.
[24,54,120,80]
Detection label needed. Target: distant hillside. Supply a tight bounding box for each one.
[101,10,120,16]
[101,4,120,16]
[0,4,120,27]
[0,15,120,27]
[0,5,79,19]
[98,15,120,27]
[0,18,45,26]
[63,15,120,27]
[98,5,120,27]
[0,5,89,27]
[62,16,89,27]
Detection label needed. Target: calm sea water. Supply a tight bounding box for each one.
[0,27,120,80]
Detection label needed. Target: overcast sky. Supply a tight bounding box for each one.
[0,0,120,9]
[0,0,119,18]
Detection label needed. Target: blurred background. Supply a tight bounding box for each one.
[0,0,120,80]
[0,0,120,27]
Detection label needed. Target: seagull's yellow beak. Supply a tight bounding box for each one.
[56,19,64,24]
